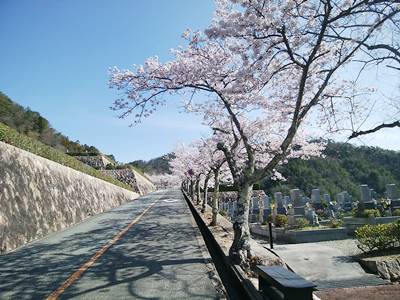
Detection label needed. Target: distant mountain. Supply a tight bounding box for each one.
[129,153,175,175]
[263,141,400,199]
[0,91,99,154]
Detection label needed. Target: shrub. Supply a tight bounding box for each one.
[296,217,309,229]
[354,208,381,218]
[392,223,400,244]
[0,122,132,191]
[364,209,381,218]
[393,209,400,216]
[275,214,288,228]
[329,218,343,228]
[355,223,400,253]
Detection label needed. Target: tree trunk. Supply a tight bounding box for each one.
[190,180,195,202]
[195,179,201,205]
[201,176,210,213]
[210,169,220,226]
[229,181,253,267]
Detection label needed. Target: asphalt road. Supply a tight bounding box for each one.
[0,190,219,299]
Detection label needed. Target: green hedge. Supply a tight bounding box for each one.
[355,223,400,253]
[0,122,132,191]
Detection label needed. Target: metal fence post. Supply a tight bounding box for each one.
[268,222,273,249]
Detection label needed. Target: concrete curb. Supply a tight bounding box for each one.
[182,190,263,300]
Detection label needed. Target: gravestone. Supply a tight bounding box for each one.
[290,189,301,206]
[360,184,372,202]
[323,193,331,202]
[336,192,345,205]
[387,184,400,210]
[338,191,353,211]
[252,196,259,209]
[284,195,291,207]
[274,192,283,206]
[386,184,400,210]
[360,184,376,210]
[386,184,399,200]
[311,189,320,203]
[274,192,287,214]
[263,195,270,209]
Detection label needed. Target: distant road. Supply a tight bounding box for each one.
[0,190,219,299]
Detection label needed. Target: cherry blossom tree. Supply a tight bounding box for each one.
[109,0,399,266]
[150,173,181,189]
[169,143,202,201]
[196,137,230,224]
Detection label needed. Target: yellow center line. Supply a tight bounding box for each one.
[46,198,159,300]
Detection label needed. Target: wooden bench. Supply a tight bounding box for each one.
[255,266,316,300]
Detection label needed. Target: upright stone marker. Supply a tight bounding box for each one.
[360,184,372,203]
[290,189,301,206]
[323,193,331,202]
[284,195,291,207]
[311,189,320,203]
[386,184,399,200]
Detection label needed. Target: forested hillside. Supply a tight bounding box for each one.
[129,153,175,174]
[261,142,400,199]
[0,92,99,154]
[136,142,400,199]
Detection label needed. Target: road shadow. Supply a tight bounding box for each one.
[0,191,217,299]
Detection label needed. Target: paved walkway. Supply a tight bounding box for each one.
[0,190,219,299]
[272,241,387,290]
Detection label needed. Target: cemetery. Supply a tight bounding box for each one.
[213,183,400,244]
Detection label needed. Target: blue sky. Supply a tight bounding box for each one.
[0,0,398,162]
[0,0,213,162]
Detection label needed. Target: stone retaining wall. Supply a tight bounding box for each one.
[73,155,112,169]
[0,141,138,253]
[101,169,155,195]
[250,223,348,243]
[344,216,400,235]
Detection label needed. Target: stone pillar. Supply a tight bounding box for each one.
[290,189,301,206]
[311,189,320,203]
[323,193,331,202]
[274,192,283,207]
[360,184,371,203]
[386,184,399,200]
[283,196,291,208]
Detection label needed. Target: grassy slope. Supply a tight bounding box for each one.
[0,122,132,191]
